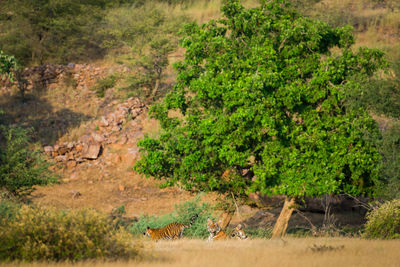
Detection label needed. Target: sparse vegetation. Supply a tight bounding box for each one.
[0,198,20,220]
[0,126,57,198]
[129,196,214,238]
[364,199,400,239]
[92,75,117,98]
[0,206,141,262]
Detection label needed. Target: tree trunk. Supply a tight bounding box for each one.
[150,78,160,99]
[219,210,234,229]
[272,197,296,238]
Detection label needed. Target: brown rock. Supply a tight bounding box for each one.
[67,142,75,149]
[43,146,54,155]
[118,134,128,145]
[67,161,77,169]
[55,155,67,162]
[75,144,83,152]
[79,135,92,144]
[67,152,75,161]
[92,133,104,143]
[100,116,109,127]
[82,144,101,159]
[58,146,68,155]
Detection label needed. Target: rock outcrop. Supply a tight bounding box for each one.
[42,97,146,166]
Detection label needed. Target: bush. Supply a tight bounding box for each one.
[375,121,400,200]
[92,75,117,97]
[0,206,141,262]
[0,198,20,220]
[103,2,188,101]
[0,126,57,197]
[363,199,400,239]
[129,196,214,238]
[245,228,273,239]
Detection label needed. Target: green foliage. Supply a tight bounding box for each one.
[92,75,117,97]
[363,199,400,239]
[104,2,188,100]
[0,0,111,65]
[0,50,17,79]
[135,0,384,199]
[124,38,175,100]
[374,121,400,200]
[102,3,185,49]
[0,198,20,220]
[245,227,273,238]
[0,126,57,197]
[129,196,214,238]
[345,49,400,200]
[0,206,141,262]
[62,70,78,89]
[346,53,400,118]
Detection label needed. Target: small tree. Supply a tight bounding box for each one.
[0,50,17,79]
[0,50,28,100]
[135,0,384,237]
[128,38,175,100]
[0,126,57,198]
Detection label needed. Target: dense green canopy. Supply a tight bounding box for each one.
[135,0,384,198]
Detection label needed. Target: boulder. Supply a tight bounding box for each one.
[92,132,104,143]
[82,144,101,159]
[43,146,54,155]
[55,155,68,162]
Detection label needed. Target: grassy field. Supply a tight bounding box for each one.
[3,238,400,267]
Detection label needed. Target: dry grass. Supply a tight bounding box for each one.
[314,0,400,48]
[2,238,400,267]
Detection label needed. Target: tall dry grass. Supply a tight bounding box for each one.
[3,238,400,267]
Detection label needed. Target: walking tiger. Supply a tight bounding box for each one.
[144,214,198,241]
[207,218,248,241]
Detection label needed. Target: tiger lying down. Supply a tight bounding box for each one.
[207,218,248,241]
[143,214,198,241]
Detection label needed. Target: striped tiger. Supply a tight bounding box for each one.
[144,214,198,241]
[207,218,247,241]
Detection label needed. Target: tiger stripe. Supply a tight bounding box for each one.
[144,214,198,241]
[207,218,247,241]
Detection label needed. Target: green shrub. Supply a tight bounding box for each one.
[363,199,400,239]
[374,121,400,200]
[92,75,117,98]
[245,227,273,239]
[129,196,214,238]
[0,206,141,262]
[0,126,57,197]
[0,198,20,220]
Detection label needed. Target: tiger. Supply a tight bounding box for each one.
[207,218,248,241]
[144,214,198,241]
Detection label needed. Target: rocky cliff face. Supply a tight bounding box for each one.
[43,96,147,168]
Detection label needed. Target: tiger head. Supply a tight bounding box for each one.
[231,224,248,240]
[143,226,153,237]
[207,218,221,234]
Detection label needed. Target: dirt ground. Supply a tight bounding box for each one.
[3,238,400,267]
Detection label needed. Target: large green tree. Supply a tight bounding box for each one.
[135,0,384,236]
